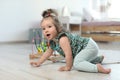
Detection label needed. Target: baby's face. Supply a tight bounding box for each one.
[41,17,57,40]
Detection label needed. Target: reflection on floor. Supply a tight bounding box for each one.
[0,42,120,80]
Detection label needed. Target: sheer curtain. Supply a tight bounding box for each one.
[91,0,120,19]
[108,0,120,19]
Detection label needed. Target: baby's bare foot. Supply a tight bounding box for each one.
[97,64,111,74]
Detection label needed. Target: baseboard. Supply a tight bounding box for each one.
[0,40,29,44]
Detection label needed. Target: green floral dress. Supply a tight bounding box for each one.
[50,32,90,58]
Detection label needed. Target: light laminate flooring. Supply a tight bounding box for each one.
[0,42,120,80]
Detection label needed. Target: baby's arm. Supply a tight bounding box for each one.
[30,48,53,67]
[59,36,73,71]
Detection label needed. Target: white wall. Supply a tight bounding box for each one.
[0,0,90,42]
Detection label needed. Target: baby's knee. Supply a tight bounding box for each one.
[73,60,83,69]
[73,62,85,71]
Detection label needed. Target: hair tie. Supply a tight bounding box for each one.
[48,12,51,16]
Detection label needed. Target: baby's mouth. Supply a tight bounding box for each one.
[46,34,51,37]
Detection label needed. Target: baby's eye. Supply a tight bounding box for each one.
[48,26,52,28]
[42,28,45,30]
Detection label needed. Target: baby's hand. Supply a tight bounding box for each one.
[30,61,41,67]
[58,66,71,71]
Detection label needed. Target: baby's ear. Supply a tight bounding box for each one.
[58,29,61,33]
[58,27,63,32]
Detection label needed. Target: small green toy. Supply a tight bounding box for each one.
[37,41,48,53]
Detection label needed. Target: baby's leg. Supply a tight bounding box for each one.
[73,60,98,72]
[73,51,110,73]
[73,38,99,72]
[90,55,104,64]
[73,50,98,72]
[73,54,111,73]
[73,38,111,73]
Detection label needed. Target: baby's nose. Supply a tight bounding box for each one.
[44,28,48,32]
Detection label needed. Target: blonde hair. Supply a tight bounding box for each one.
[41,9,65,33]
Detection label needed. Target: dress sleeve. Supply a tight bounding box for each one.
[57,32,67,40]
[49,40,56,50]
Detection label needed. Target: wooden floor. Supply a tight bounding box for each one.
[0,42,120,80]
